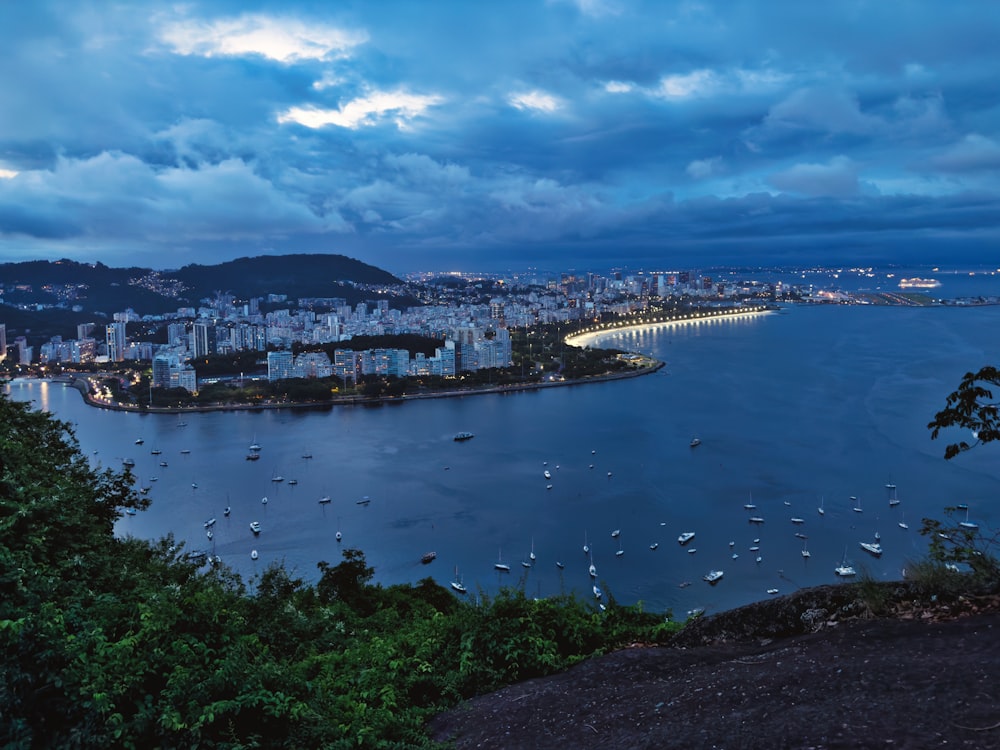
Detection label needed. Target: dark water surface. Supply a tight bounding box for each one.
[7,303,999,617]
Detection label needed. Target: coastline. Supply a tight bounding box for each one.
[565,305,775,348]
[36,356,665,414]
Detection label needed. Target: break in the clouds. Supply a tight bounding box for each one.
[1,1,999,272]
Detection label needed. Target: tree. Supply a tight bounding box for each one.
[928,366,1000,459]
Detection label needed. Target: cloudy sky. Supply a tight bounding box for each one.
[1,1,998,273]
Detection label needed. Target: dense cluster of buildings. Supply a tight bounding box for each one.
[2,267,776,393]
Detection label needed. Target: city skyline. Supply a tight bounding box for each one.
[1,2,999,272]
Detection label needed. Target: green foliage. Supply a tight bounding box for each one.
[928,365,1000,459]
[0,391,677,747]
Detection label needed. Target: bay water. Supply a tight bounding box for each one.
[7,302,999,617]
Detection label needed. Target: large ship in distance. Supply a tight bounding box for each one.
[898,277,941,289]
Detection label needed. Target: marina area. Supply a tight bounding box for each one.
[6,301,1000,617]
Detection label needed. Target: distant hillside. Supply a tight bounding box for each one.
[169,254,401,301]
[0,255,406,341]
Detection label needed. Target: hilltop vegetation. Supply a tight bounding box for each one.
[0,393,676,748]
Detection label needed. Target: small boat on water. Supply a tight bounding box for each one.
[556,561,565,569]
[767,588,779,595]
[748,516,765,524]
[818,496,825,516]
[959,508,978,530]
[288,479,298,485]
[690,437,701,447]
[851,496,863,513]
[703,570,724,584]
[450,567,467,593]
[859,540,883,557]
[593,584,603,600]
[421,551,437,564]
[678,531,695,545]
[151,448,162,455]
[261,496,268,505]
[318,495,331,505]
[543,470,551,480]
[835,548,856,577]
[454,432,474,441]
[246,453,260,461]
[494,548,510,572]
[180,449,191,455]
[583,531,590,555]
[122,458,136,467]
[224,506,231,517]
[135,438,144,445]
[357,496,371,506]
[124,508,137,516]
[204,518,216,528]
[251,549,258,560]
[791,517,805,524]
[611,529,621,538]
[250,521,261,535]
[649,542,659,551]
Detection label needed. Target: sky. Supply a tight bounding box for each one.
[1,0,999,274]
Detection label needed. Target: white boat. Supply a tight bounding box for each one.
[615,539,624,557]
[204,518,216,528]
[859,541,883,557]
[583,531,589,555]
[835,548,856,577]
[261,496,267,504]
[687,548,697,554]
[593,584,602,600]
[690,437,701,447]
[543,470,551,480]
[250,521,261,535]
[898,512,908,530]
[767,588,779,595]
[251,549,258,560]
[529,538,536,562]
[818,496,825,516]
[494,548,510,572]
[611,529,620,538]
[318,495,331,504]
[851,496,863,513]
[677,531,695,545]
[589,552,597,578]
[556,561,564,569]
[224,506,230,516]
[649,542,659,551]
[801,540,811,558]
[748,516,765,524]
[180,449,191,455]
[887,482,900,507]
[453,432,474,441]
[450,567,467,594]
[249,436,261,452]
[703,570,724,584]
[125,508,137,516]
[959,508,978,530]
[357,496,371,506]
[791,517,804,524]
[134,438,144,445]
[288,479,298,486]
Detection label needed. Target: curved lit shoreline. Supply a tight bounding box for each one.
[565,305,775,348]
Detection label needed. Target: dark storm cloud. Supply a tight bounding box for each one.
[0,0,998,272]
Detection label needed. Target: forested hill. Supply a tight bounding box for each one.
[0,254,403,320]
[170,254,401,300]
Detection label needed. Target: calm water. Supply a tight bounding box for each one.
[6,303,1000,617]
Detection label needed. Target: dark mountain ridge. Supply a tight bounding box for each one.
[0,254,406,342]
